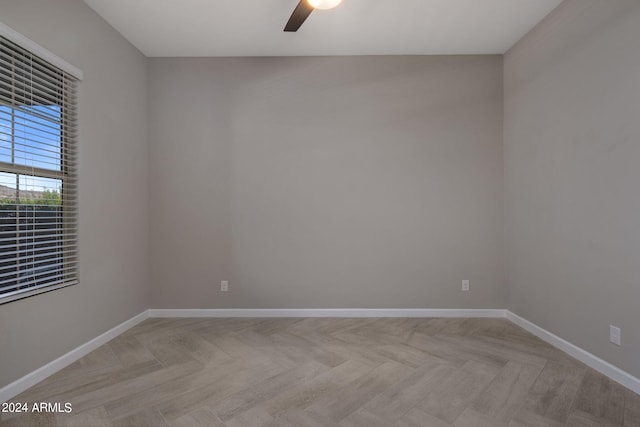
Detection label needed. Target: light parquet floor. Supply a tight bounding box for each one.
[2,317,639,427]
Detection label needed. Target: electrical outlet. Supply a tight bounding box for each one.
[610,325,621,346]
[221,280,229,292]
[462,280,470,291]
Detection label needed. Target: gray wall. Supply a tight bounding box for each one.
[149,56,504,309]
[504,0,640,378]
[0,0,149,387]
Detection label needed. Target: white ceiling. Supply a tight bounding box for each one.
[82,0,563,57]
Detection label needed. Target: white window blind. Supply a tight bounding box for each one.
[0,33,79,303]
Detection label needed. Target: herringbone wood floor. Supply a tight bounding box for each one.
[2,318,639,427]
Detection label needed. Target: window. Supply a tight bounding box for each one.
[0,28,79,303]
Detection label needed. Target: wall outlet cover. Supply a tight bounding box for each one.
[610,325,621,346]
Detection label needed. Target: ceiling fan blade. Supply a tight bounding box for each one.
[284,0,314,32]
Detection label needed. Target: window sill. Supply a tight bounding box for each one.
[0,280,79,305]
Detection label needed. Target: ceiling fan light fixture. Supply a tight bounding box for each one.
[307,0,343,10]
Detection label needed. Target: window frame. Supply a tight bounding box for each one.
[0,23,82,304]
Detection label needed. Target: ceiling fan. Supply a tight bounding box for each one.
[284,0,343,32]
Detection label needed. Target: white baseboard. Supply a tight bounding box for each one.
[506,311,640,395]
[148,308,507,318]
[0,310,149,404]
[3,308,638,404]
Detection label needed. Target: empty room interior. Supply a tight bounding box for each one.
[0,0,639,426]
